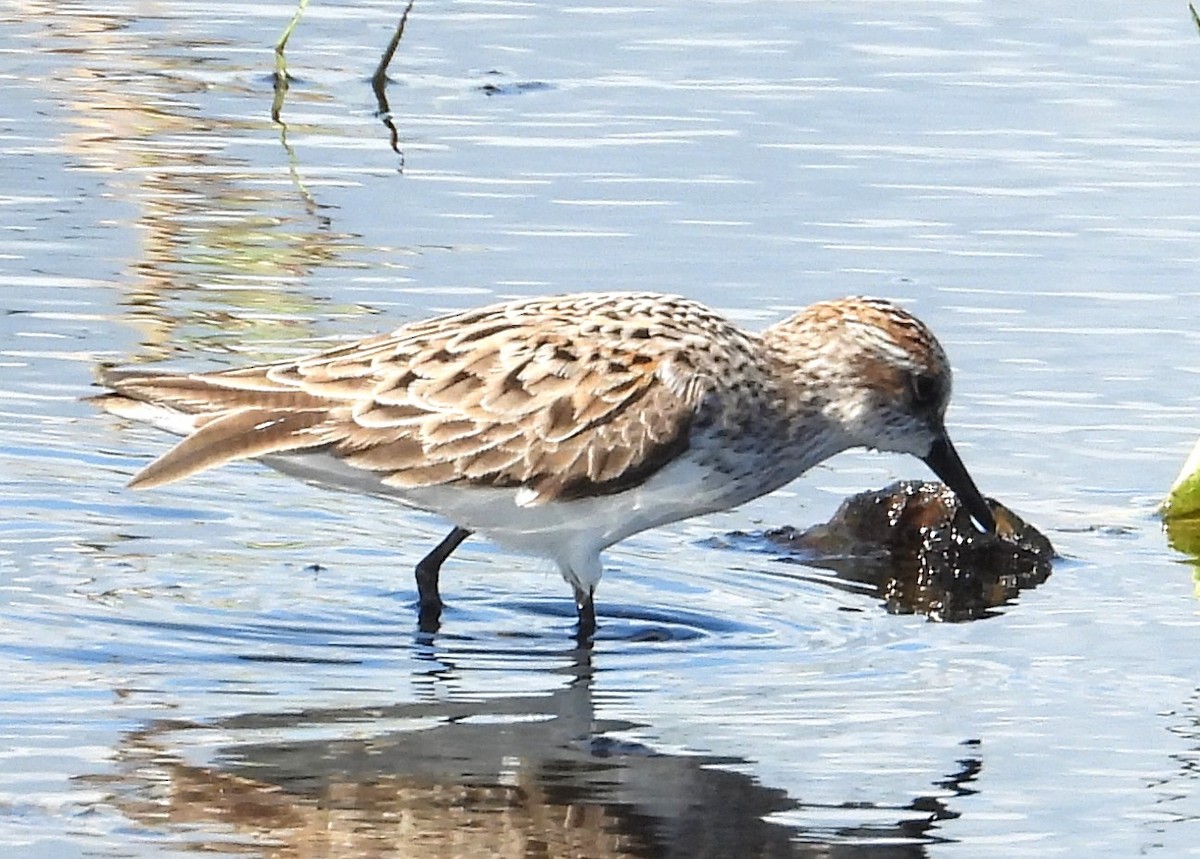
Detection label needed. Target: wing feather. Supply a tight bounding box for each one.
[96,293,758,500]
[128,409,329,489]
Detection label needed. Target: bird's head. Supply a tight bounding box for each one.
[766,296,996,532]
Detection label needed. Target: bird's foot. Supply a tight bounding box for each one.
[416,595,443,634]
[574,586,596,646]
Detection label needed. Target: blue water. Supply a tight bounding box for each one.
[2,2,1199,856]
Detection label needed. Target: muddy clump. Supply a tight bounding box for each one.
[763,480,1055,621]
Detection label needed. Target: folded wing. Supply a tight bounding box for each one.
[96,295,729,504]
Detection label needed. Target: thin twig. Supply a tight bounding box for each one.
[274,0,311,86]
[373,0,416,98]
[373,0,416,164]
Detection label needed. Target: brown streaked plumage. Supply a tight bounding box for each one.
[92,291,995,639]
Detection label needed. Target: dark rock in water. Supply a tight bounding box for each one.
[762,480,1055,622]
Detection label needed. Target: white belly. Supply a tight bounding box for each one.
[263,450,790,590]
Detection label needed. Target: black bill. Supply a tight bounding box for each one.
[922,433,996,533]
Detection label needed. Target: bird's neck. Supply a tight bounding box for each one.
[759,332,858,468]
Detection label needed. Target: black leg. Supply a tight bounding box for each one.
[415,526,471,629]
[574,585,596,643]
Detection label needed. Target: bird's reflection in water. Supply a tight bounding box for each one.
[90,641,982,858]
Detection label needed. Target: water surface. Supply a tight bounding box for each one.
[2,2,1200,856]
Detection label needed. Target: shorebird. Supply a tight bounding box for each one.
[93,292,996,638]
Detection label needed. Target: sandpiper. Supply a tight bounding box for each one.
[93,292,996,638]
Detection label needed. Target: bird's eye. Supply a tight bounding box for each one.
[909,372,941,409]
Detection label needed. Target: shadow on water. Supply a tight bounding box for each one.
[84,644,981,858]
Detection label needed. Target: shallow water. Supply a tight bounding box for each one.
[2,1,1200,856]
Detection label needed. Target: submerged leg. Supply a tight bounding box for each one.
[415,527,471,627]
[574,585,596,643]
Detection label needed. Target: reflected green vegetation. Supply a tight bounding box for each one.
[1163,436,1200,595]
[42,1,388,362]
[1165,517,1200,597]
[1161,439,1200,590]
